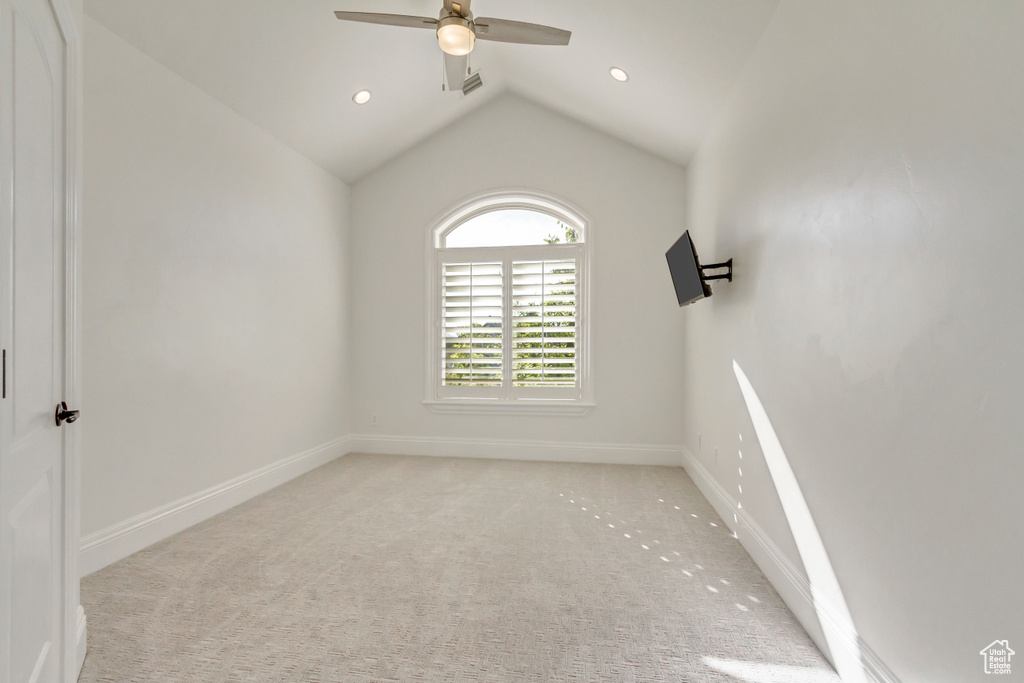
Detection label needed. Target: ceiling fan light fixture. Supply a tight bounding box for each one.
[609,67,629,82]
[437,16,475,56]
[352,89,372,104]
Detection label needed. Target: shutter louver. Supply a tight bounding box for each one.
[512,259,577,387]
[442,262,503,386]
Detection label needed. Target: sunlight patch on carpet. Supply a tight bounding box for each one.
[704,656,840,682]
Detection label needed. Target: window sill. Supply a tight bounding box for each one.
[423,399,594,416]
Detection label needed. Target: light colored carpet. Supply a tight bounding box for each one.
[79,453,840,682]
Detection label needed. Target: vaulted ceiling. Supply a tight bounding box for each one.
[85,0,779,184]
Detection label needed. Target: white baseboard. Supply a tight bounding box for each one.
[75,604,86,678]
[680,447,900,683]
[79,436,352,576]
[349,433,684,466]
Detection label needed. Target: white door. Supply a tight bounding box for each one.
[0,0,77,681]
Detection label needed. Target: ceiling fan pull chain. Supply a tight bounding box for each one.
[441,51,446,90]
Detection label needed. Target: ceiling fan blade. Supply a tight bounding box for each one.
[334,11,437,30]
[474,17,570,46]
[444,53,467,91]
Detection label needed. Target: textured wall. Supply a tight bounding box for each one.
[683,1,1024,680]
[82,18,352,537]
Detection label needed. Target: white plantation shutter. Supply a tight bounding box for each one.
[441,262,503,388]
[512,259,577,388]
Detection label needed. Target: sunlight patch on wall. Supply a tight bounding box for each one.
[733,360,866,683]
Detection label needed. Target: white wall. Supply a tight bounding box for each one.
[82,18,351,539]
[350,94,687,458]
[684,1,1024,681]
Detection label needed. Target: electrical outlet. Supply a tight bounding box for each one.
[371,413,379,426]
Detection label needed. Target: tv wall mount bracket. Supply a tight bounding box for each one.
[701,258,733,282]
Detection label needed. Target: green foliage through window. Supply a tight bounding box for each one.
[543,221,580,245]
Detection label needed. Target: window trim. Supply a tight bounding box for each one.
[424,190,594,415]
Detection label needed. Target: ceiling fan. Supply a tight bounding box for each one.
[335,0,571,92]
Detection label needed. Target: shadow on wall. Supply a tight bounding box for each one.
[732,360,866,683]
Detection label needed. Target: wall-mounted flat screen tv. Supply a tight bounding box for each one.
[666,230,712,307]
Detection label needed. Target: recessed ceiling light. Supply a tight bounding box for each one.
[352,89,372,105]
[609,67,629,82]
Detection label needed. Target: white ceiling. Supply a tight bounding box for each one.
[84,0,779,185]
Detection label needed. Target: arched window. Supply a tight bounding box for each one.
[426,192,592,413]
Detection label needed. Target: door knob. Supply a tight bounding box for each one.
[55,401,80,426]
